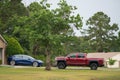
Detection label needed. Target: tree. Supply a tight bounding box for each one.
[25,0,82,70]
[113,32,120,51]
[86,12,118,52]
[0,0,28,34]
[0,0,29,53]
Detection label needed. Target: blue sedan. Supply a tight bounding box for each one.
[7,54,43,67]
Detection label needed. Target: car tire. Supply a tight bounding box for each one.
[10,60,15,66]
[90,63,98,70]
[33,62,38,67]
[57,62,66,69]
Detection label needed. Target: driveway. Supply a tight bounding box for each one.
[0,65,34,68]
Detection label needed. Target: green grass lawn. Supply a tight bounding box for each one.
[0,66,120,80]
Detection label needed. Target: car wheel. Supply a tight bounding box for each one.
[33,62,38,67]
[10,60,15,66]
[90,63,98,70]
[57,62,66,69]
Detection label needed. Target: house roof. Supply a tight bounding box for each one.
[87,52,120,60]
[0,34,7,45]
[112,54,120,61]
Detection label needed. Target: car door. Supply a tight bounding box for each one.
[66,54,77,65]
[76,54,86,65]
[14,55,24,64]
[22,55,33,65]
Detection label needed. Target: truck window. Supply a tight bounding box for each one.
[78,54,85,58]
[68,54,76,58]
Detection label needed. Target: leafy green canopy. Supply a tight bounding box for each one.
[0,0,28,34]
[0,0,82,70]
[86,12,118,52]
[24,0,82,70]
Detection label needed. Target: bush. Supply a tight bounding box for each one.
[108,58,116,65]
[4,36,24,56]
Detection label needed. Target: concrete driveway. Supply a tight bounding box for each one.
[0,65,36,68]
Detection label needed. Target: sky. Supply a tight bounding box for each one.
[22,0,120,36]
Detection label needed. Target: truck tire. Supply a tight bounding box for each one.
[90,63,98,70]
[57,62,66,69]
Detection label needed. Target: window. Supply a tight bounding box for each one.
[22,56,29,60]
[68,54,76,58]
[14,55,23,59]
[23,55,35,60]
[78,54,85,58]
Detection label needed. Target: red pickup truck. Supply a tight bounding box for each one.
[55,53,104,70]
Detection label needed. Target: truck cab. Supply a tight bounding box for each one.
[66,53,87,66]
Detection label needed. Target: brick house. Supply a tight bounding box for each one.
[0,34,7,65]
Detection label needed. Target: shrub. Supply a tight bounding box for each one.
[108,58,116,65]
[4,36,24,56]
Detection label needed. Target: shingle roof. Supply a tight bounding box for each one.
[0,34,7,45]
[87,52,120,60]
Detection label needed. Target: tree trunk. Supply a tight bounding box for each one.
[97,44,103,52]
[45,47,51,71]
[32,44,39,55]
[32,41,41,55]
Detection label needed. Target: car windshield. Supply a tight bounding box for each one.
[26,55,35,60]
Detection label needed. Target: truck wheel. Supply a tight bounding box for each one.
[90,63,98,70]
[57,62,66,69]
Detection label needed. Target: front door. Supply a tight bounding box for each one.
[76,54,86,65]
[66,54,77,65]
